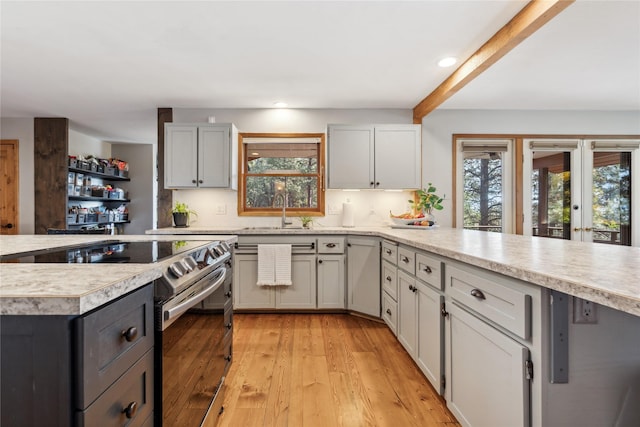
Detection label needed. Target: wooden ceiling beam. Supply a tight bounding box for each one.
[412,0,575,124]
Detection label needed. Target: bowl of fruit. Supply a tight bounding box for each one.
[389,211,429,225]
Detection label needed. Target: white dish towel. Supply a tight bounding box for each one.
[257,244,292,286]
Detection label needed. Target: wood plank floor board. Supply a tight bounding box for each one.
[217,313,460,427]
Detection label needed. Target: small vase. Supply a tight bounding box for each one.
[173,212,189,227]
[423,211,436,224]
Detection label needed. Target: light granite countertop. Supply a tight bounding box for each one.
[147,225,640,317]
[0,234,237,315]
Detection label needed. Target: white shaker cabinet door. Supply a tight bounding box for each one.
[373,125,421,190]
[347,237,380,317]
[233,255,275,309]
[446,303,530,427]
[276,254,317,309]
[198,125,230,188]
[327,125,375,189]
[317,255,346,309]
[165,125,198,188]
[415,280,444,394]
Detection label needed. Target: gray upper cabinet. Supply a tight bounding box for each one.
[165,123,237,189]
[327,124,421,190]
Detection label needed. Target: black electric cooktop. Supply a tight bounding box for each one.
[0,240,211,264]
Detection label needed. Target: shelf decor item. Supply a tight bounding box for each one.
[172,202,197,228]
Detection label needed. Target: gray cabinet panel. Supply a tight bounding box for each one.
[446,303,530,427]
[318,254,346,309]
[75,285,154,408]
[77,349,154,427]
[347,237,380,317]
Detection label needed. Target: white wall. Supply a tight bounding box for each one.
[422,109,640,227]
[111,143,155,234]
[69,129,111,159]
[170,108,417,228]
[1,118,35,234]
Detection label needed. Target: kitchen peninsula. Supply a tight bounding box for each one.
[1,228,639,427]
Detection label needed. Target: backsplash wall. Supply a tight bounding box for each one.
[172,188,416,228]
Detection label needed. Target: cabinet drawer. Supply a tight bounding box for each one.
[446,265,531,339]
[382,292,398,335]
[317,237,345,254]
[415,253,443,290]
[397,246,415,275]
[381,261,398,301]
[75,285,154,408]
[77,348,154,427]
[381,240,398,264]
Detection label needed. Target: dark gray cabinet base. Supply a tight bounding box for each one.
[0,285,154,427]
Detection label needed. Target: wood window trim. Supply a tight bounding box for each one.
[237,132,326,217]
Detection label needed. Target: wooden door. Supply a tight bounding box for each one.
[0,140,19,234]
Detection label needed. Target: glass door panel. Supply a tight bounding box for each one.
[531,152,572,240]
[587,151,632,246]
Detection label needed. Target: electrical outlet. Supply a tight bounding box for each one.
[573,297,598,324]
[328,204,340,215]
[216,204,226,215]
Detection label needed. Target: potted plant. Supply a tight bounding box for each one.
[172,202,197,227]
[300,216,313,229]
[409,183,445,221]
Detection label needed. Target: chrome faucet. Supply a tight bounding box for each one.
[273,192,292,228]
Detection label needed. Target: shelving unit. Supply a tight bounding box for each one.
[67,166,131,231]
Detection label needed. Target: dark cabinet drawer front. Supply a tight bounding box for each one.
[77,348,154,427]
[75,285,154,408]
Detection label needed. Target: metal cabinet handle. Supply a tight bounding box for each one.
[370,181,375,187]
[409,285,417,293]
[401,256,409,263]
[226,322,232,330]
[386,309,392,315]
[423,266,432,274]
[584,227,593,232]
[225,355,232,362]
[375,182,380,186]
[325,243,336,248]
[470,288,486,300]
[318,259,323,264]
[385,249,392,255]
[122,401,138,419]
[192,179,197,184]
[225,291,232,298]
[198,179,203,184]
[574,227,582,231]
[386,276,392,282]
[121,326,138,342]
[1,223,13,229]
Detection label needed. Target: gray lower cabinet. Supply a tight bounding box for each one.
[445,303,530,427]
[317,254,346,309]
[233,253,317,309]
[0,284,154,427]
[346,236,381,317]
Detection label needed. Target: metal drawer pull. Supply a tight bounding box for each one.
[226,322,232,330]
[122,401,138,419]
[225,355,232,362]
[401,256,409,263]
[325,243,337,248]
[385,249,392,255]
[386,276,392,282]
[121,327,138,342]
[470,288,486,300]
[386,309,392,315]
[423,266,432,274]
[409,285,417,293]
[225,291,232,298]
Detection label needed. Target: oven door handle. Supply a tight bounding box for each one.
[163,266,227,327]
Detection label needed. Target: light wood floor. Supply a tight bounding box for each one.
[217,313,461,427]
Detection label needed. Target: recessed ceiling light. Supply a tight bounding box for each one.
[273,101,288,108]
[438,57,457,68]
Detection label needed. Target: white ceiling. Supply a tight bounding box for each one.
[1,0,639,144]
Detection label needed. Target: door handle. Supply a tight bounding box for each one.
[573,227,582,232]
[584,227,593,232]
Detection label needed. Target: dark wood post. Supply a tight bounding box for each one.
[157,108,173,228]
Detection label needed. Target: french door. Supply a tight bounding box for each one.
[523,139,639,246]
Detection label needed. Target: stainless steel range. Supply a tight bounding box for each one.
[153,240,233,427]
